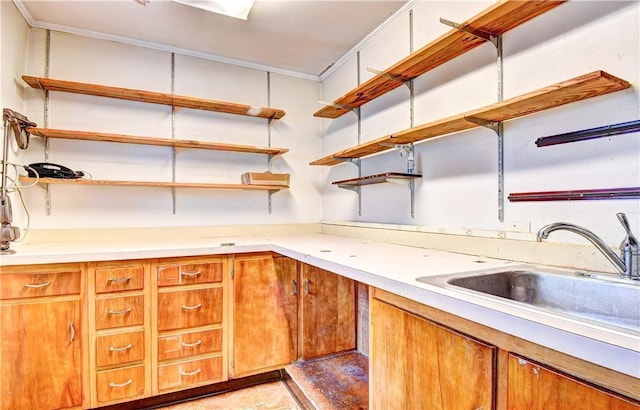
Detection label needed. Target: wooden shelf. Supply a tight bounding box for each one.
[333,172,421,187]
[22,76,286,120]
[314,0,566,119]
[20,177,288,191]
[311,71,630,166]
[27,128,289,156]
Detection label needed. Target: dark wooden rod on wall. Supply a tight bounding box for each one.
[535,119,640,147]
[508,187,640,202]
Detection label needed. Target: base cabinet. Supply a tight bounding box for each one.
[300,263,356,359]
[507,354,639,410]
[0,264,84,410]
[231,254,298,377]
[370,288,640,410]
[370,297,495,409]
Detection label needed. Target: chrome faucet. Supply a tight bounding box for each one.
[537,213,639,280]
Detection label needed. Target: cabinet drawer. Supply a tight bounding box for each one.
[96,295,144,330]
[158,356,223,391]
[157,288,222,331]
[95,266,144,293]
[157,260,223,286]
[158,328,222,361]
[0,270,81,299]
[97,330,145,367]
[96,365,145,403]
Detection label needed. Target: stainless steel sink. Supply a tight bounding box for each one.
[416,267,640,333]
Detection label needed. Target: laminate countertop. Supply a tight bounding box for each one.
[2,232,638,378]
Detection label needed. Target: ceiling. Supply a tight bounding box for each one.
[15,0,410,79]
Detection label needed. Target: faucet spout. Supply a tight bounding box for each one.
[537,222,628,276]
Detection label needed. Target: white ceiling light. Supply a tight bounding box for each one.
[172,0,255,20]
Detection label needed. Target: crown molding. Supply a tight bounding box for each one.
[12,0,419,83]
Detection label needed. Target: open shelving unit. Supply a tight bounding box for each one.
[332,172,421,188]
[314,0,566,119]
[22,63,289,214]
[311,71,630,166]
[27,128,289,156]
[23,76,286,119]
[19,177,287,192]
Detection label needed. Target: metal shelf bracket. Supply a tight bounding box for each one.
[317,100,359,116]
[439,17,499,48]
[367,67,411,90]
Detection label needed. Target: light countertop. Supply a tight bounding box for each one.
[2,232,639,378]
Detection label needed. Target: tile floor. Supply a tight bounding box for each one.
[159,381,301,410]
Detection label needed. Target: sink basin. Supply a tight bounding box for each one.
[417,267,640,333]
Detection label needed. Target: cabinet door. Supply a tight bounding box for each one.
[1,300,82,410]
[232,254,298,377]
[370,298,495,410]
[507,354,640,409]
[300,263,356,359]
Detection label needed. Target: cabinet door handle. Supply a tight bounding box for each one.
[179,368,201,377]
[24,281,51,288]
[181,339,202,348]
[109,344,133,352]
[107,276,132,283]
[180,270,201,278]
[305,279,310,294]
[181,303,202,311]
[108,307,132,315]
[109,379,132,388]
[69,323,75,343]
[292,280,298,296]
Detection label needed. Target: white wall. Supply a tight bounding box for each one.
[12,27,323,229]
[320,0,640,246]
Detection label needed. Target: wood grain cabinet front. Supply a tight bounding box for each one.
[157,288,223,331]
[89,260,151,408]
[158,328,223,361]
[95,295,145,330]
[157,257,224,287]
[96,365,145,403]
[507,354,640,409]
[0,263,84,410]
[158,356,223,391]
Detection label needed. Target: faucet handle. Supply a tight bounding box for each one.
[617,213,639,246]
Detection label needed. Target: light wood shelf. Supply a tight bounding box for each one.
[314,0,566,119]
[311,71,630,166]
[333,172,421,187]
[20,177,288,191]
[27,128,289,156]
[22,76,286,120]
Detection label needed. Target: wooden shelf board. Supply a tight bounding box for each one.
[22,76,286,120]
[310,71,630,166]
[27,128,288,156]
[314,0,566,119]
[333,172,422,187]
[19,177,288,191]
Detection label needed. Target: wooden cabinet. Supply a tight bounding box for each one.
[0,263,84,410]
[153,256,227,394]
[231,253,298,377]
[89,260,151,407]
[370,288,640,410]
[299,263,356,359]
[230,256,356,377]
[370,297,495,409]
[507,354,639,410]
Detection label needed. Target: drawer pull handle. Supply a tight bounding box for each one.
[292,280,298,296]
[181,303,202,311]
[108,308,132,315]
[305,279,310,294]
[69,323,75,343]
[24,281,51,289]
[107,277,132,283]
[109,379,132,388]
[180,368,201,377]
[109,344,133,352]
[181,340,202,348]
[180,270,201,278]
